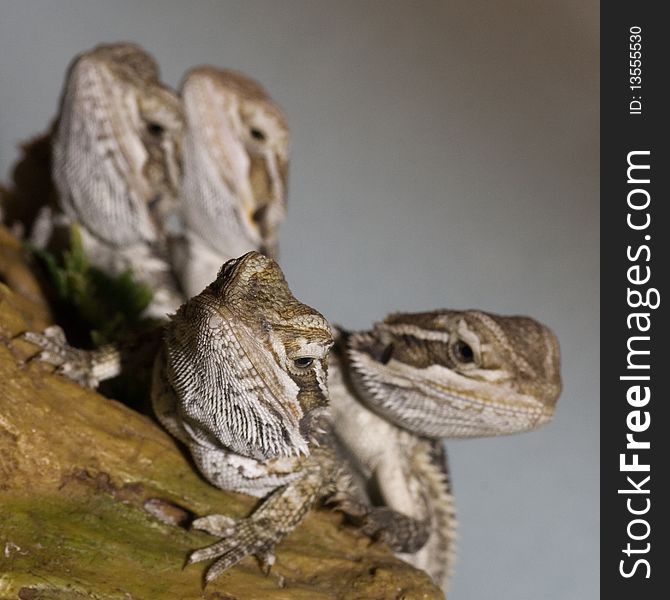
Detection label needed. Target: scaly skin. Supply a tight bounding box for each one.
[329,310,561,588]
[3,49,289,317]
[1,43,185,317]
[24,302,562,588]
[12,48,560,585]
[173,67,290,298]
[50,43,185,317]
[25,252,347,583]
[154,251,341,582]
[24,289,562,589]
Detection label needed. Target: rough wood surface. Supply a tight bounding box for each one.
[0,226,52,330]
[0,231,443,600]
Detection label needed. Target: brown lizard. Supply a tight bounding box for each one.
[24,251,351,583]
[2,49,290,319]
[2,42,185,317]
[172,66,290,299]
[328,310,562,588]
[24,302,561,589]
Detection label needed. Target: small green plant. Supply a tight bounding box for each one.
[33,225,158,346]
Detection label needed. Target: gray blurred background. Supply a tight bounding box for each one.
[0,1,598,598]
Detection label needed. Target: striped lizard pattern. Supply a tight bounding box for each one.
[10,42,563,592]
[328,310,561,587]
[50,43,184,316]
[25,252,348,583]
[173,66,289,299]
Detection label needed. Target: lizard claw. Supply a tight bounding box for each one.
[191,514,237,536]
[189,513,279,584]
[21,326,100,388]
[327,493,370,519]
[357,507,432,553]
[327,493,431,552]
[23,325,68,357]
[257,548,276,575]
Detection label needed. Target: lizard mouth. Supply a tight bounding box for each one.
[413,379,555,436]
[350,362,553,438]
[347,338,556,438]
[424,379,551,415]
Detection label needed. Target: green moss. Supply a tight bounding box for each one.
[0,491,211,599]
[1,239,444,600]
[31,225,158,347]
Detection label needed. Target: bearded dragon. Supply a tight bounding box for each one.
[25,300,561,588]
[328,310,562,588]
[172,67,290,299]
[3,42,185,317]
[24,251,355,583]
[3,50,290,318]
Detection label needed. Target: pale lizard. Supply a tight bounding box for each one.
[3,52,289,318]
[3,43,185,317]
[24,251,353,583]
[24,300,561,589]
[13,47,555,592]
[328,310,562,588]
[172,66,290,299]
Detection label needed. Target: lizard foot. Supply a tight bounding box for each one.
[330,497,431,553]
[326,493,369,519]
[22,325,101,388]
[189,513,279,584]
[361,507,431,553]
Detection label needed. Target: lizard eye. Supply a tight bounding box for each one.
[452,340,474,364]
[293,357,314,369]
[252,205,268,224]
[147,122,165,136]
[379,343,394,365]
[250,127,266,141]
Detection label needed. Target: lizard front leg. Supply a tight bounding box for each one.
[188,447,339,584]
[22,325,161,388]
[22,325,121,387]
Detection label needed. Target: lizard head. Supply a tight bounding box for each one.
[52,42,184,246]
[180,67,289,260]
[166,251,333,460]
[346,310,561,439]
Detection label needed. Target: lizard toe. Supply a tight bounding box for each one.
[191,514,237,536]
